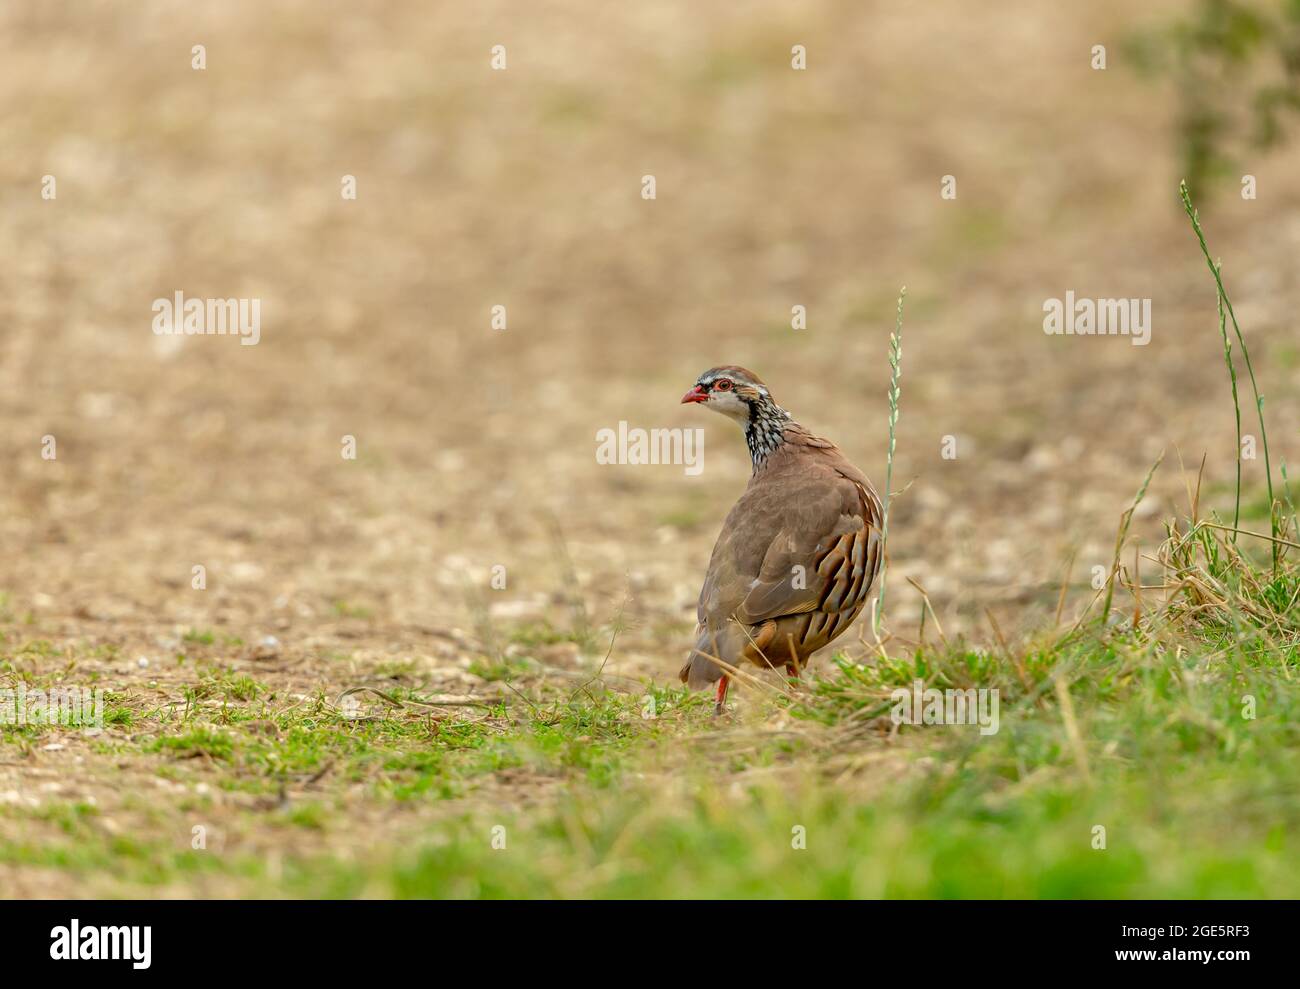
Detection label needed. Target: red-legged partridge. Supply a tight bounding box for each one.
[679,366,883,713]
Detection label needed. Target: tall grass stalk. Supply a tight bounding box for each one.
[1215,269,1242,534]
[1179,180,1278,569]
[871,287,906,638]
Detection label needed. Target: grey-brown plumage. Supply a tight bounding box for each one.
[678,366,882,710]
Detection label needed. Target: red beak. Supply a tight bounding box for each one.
[681,385,708,404]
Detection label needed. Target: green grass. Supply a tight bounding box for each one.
[2,600,1295,898]
[287,609,1298,897]
[0,606,1296,896]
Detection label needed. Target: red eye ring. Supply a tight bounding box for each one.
[713,378,733,391]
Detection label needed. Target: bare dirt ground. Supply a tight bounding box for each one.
[2,0,1298,896]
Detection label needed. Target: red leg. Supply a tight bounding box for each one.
[713,674,729,716]
[786,659,801,680]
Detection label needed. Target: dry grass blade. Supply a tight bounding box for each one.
[335,685,504,710]
[1054,677,1093,788]
[905,576,949,646]
[1101,450,1164,624]
[1054,547,1079,628]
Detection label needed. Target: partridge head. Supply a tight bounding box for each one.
[680,366,883,713]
